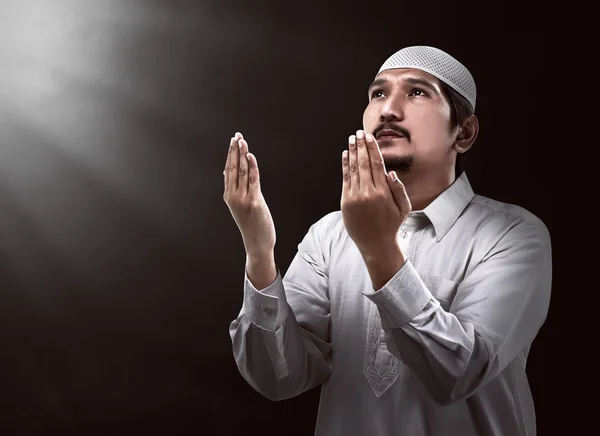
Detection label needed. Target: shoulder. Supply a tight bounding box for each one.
[293,210,347,264]
[466,194,551,251]
[306,210,345,238]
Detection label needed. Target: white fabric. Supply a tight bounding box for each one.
[229,172,551,436]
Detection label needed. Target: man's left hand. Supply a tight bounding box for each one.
[341,130,412,259]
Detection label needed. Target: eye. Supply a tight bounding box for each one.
[409,88,428,97]
[370,90,385,99]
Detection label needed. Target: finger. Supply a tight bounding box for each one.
[356,130,373,191]
[224,136,236,193]
[349,135,359,192]
[365,133,387,188]
[226,132,242,192]
[342,149,350,194]
[387,171,412,215]
[246,152,261,199]
[238,138,250,195]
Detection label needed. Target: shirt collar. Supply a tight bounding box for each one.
[422,171,474,242]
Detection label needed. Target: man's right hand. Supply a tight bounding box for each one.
[223,132,277,288]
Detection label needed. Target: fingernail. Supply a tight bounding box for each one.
[349,135,356,144]
[356,130,364,139]
[366,133,373,142]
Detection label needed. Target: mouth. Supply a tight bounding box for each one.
[376,130,404,140]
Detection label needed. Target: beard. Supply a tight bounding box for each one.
[383,154,414,175]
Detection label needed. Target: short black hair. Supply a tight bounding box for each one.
[438,82,475,178]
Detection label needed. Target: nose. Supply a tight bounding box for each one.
[379,94,405,122]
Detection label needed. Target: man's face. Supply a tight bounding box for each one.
[362,68,457,175]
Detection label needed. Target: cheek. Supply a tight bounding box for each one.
[362,106,377,131]
[411,112,455,151]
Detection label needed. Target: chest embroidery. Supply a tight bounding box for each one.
[362,302,402,397]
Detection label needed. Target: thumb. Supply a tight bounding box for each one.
[387,171,412,214]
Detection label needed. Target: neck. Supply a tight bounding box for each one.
[399,168,456,211]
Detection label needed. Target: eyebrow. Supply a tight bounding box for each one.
[367,78,389,96]
[403,77,439,94]
[367,76,439,96]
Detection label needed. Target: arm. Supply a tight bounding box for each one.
[229,220,332,401]
[363,219,552,405]
[223,132,332,401]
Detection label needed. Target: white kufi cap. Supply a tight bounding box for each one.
[377,46,476,111]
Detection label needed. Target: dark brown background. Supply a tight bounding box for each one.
[0,0,564,435]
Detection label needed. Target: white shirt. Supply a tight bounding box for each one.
[229,172,552,436]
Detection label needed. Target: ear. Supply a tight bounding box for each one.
[453,115,479,154]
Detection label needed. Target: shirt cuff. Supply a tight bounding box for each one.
[362,260,433,328]
[242,266,289,332]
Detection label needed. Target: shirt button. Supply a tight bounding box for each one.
[264,307,273,315]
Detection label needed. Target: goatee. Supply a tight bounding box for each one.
[384,155,414,175]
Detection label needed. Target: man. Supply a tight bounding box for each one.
[223,46,551,436]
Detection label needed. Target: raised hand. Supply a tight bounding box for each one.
[223,132,276,264]
[341,130,411,260]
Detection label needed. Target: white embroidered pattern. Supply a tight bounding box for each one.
[362,302,401,398]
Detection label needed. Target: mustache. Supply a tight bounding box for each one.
[372,124,411,142]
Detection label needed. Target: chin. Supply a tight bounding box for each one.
[383,153,414,175]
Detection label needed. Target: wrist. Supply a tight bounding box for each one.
[360,241,406,290]
[246,249,275,266]
[360,239,403,262]
[245,251,277,290]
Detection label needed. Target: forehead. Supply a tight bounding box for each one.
[372,68,442,89]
